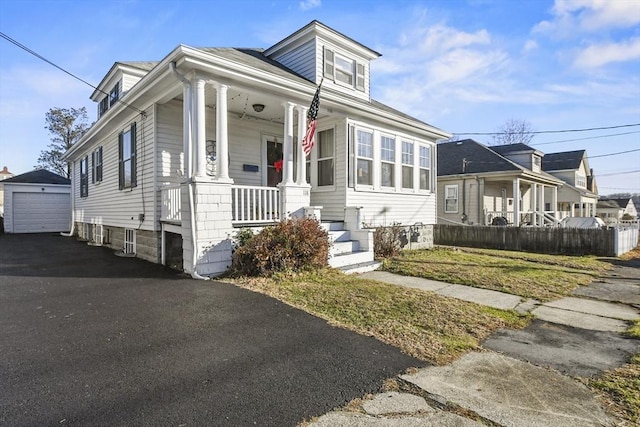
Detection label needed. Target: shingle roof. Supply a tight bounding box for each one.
[490,143,538,155]
[437,139,521,176]
[118,61,159,72]
[2,169,70,185]
[597,199,623,209]
[599,198,631,208]
[542,150,585,171]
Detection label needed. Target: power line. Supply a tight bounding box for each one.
[0,31,146,117]
[588,148,640,159]
[455,123,640,136]
[531,131,640,146]
[597,169,640,177]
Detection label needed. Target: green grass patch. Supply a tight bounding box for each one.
[589,353,640,424]
[228,268,529,365]
[382,247,608,302]
[627,319,640,339]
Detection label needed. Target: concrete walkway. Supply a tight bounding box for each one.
[309,264,640,427]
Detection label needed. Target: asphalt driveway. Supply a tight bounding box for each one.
[0,233,421,426]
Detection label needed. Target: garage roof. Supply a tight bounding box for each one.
[2,169,70,185]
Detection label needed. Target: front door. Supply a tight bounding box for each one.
[263,136,283,187]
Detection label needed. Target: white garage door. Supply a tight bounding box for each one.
[12,192,71,233]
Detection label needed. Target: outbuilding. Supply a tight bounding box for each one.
[2,169,71,233]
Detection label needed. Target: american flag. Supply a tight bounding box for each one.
[302,82,322,156]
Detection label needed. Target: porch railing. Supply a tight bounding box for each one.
[160,184,182,223]
[485,210,560,227]
[231,185,280,225]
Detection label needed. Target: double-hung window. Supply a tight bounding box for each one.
[402,141,414,189]
[109,83,120,107]
[356,129,373,186]
[380,135,395,187]
[419,145,431,190]
[118,123,137,190]
[324,47,365,92]
[445,185,458,213]
[80,156,89,198]
[92,147,103,183]
[98,97,109,118]
[317,129,334,186]
[334,54,354,86]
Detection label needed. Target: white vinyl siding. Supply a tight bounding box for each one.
[269,39,316,82]
[72,106,155,232]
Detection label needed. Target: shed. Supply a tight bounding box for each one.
[2,169,71,233]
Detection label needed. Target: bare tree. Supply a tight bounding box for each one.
[36,107,89,178]
[490,118,535,146]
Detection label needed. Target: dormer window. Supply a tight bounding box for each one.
[324,46,365,92]
[98,97,109,118]
[109,82,120,107]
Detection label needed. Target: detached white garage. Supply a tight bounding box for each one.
[2,169,71,234]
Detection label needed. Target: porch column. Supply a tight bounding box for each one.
[531,183,537,226]
[513,178,520,226]
[282,102,295,185]
[539,184,545,213]
[193,76,207,178]
[215,83,230,181]
[579,201,584,217]
[296,105,308,185]
[181,82,192,178]
[552,186,558,219]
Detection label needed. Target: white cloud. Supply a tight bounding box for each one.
[534,0,640,35]
[523,39,538,52]
[420,24,490,53]
[299,0,321,11]
[574,37,640,68]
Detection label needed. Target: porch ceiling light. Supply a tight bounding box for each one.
[252,103,265,113]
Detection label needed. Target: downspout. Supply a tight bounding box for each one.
[170,61,209,280]
[61,161,76,237]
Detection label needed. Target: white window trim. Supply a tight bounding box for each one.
[354,126,375,190]
[379,133,396,189]
[444,184,459,213]
[312,127,336,190]
[349,120,435,194]
[419,145,432,191]
[333,52,355,88]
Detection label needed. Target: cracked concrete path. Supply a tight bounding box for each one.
[401,352,613,427]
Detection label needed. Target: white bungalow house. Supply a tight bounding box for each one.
[63,21,449,277]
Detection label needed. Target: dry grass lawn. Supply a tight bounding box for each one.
[228,268,529,365]
[382,246,609,302]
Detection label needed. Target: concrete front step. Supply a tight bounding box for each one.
[339,260,382,274]
[320,221,346,231]
[331,240,361,256]
[329,250,374,268]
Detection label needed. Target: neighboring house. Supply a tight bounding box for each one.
[2,169,71,233]
[597,197,638,222]
[542,150,598,219]
[0,166,15,217]
[437,140,564,226]
[63,20,450,277]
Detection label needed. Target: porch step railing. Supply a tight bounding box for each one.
[231,185,280,225]
[160,184,182,223]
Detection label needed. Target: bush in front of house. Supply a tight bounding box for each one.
[373,223,404,259]
[231,217,330,276]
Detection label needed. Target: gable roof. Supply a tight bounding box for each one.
[542,150,586,171]
[2,169,70,185]
[597,199,624,209]
[599,198,632,208]
[437,139,521,175]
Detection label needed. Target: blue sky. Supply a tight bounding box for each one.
[1,0,639,194]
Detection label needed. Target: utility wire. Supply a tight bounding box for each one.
[455,123,640,136]
[531,131,640,146]
[597,169,640,177]
[0,31,146,117]
[587,149,640,159]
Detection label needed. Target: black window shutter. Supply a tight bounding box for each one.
[118,132,124,190]
[97,147,103,181]
[323,47,334,79]
[131,122,137,188]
